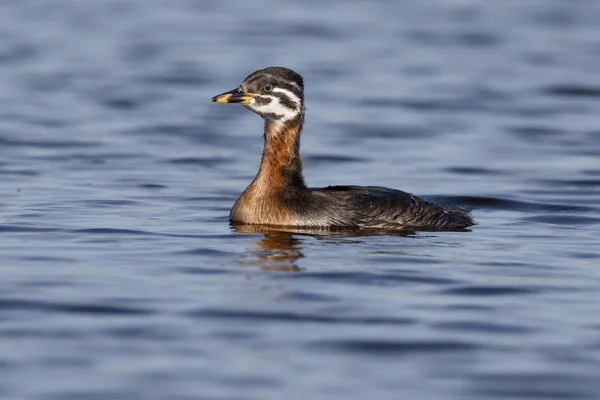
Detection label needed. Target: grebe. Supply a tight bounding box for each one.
[211,67,474,230]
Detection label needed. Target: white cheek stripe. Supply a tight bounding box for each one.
[250,95,299,122]
[272,88,301,105]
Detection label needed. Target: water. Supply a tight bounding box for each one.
[1,0,600,399]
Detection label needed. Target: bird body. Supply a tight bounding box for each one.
[212,67,474,231]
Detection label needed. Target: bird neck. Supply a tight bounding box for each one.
[253,118,307,193]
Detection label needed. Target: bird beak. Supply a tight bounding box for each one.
[211,89,260,104]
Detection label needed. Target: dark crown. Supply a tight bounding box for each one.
[244,67,304,89]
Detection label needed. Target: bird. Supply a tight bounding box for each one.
[211,67,474,231]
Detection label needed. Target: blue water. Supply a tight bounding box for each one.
[1,1,600,399]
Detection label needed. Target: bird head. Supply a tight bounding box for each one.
[211,66,304,124]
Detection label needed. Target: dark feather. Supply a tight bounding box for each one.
[294,185,475,230]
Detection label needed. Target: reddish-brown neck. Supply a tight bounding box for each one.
[229,119,308,226]
[253,119,307,192]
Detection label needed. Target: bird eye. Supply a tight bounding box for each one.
[263,84,273,92]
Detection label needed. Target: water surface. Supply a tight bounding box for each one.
[1,1,600,399]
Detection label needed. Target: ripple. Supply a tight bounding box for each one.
[0,299,155,315]
[74,228,154,236]
[506,125,565,139]
[444,166,506,176]
[138,183,168,190]
[232,23,342,42]
[0,328,83,339]
[103,325,183,340]
[455,31,500,47]
[166,156,232,167]
[505,103,585,117]
[338,123,439,139]
[44,389,142,400]
[283,23,342,39]
[472,373,598,399]
[444,285,539,296]
[361,97,476,112]
[436,196,597,213]
[0,169,39,176]
[20,70,75,93]
[0,42,37,64]
[433,321,536,334]
[304,154,367,165]
[404,29,500,47]
[19,256,77,263]
[544,84,600,98]
[76,199,141,206]
[101,97,140,111]
[126,124,231,145]
[291,271,458,286]
[0,225,60,233]
[177,248,236,256]
[175,266,233,275]
[520,214,600,226]
[533,9,578,29]
[278,290,339,302]
[537,178,600,188]
[187,309,416,325]
[311,339,479,355]
[139,62,213,87]
[0,137,99,148]
[121,41,163,63]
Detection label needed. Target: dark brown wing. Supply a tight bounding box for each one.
[309,185,474,230]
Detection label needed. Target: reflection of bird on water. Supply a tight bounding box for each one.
[235,225,303,271]
[233,224,419,271]
[212,67,475,231]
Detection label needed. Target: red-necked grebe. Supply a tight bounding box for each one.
[211,66,474,230]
